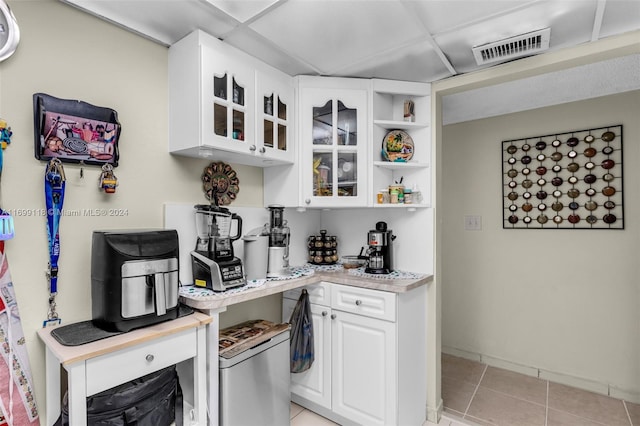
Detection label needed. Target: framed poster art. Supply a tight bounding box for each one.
[502,125,623,230]
[33,93,121,167]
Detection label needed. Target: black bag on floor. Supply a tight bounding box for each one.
[289,289,314,373]
[55,365,182,426]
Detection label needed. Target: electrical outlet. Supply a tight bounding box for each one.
[464,215,482,231]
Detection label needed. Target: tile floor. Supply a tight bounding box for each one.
[442,353,640,426]
[288,354,640,425]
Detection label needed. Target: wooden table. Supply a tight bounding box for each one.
[38,312,211,426]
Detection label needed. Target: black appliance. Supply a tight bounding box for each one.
[91,229,180,332]
[190,204,245,291]
[364,221,396,274]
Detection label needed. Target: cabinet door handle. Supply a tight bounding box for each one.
[305,199,311,205]
[322,311,328,317]
[249,145,257,152]
[330,314,336,320]
[259,147,266,154]
[355,300,362,306]
[145,354,154,362]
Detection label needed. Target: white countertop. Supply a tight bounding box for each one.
[179,265,433,310]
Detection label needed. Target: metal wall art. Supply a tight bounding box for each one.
[201,161,239,206]
[502,125,623,229]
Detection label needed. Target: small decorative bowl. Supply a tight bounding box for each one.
[341,256,367,269]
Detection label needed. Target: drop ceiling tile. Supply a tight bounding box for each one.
[224,29,316,76]
[599,0,640,39]
[249,0,425,74]
[203,0,281,23]
[62,0,237,45]
[435,0,597,73]
[410,0,536,35]
[335,40,453,82]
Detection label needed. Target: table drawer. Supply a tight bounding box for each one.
[283,281,331,306]
[85,328,196,396]
[331,283,396,322]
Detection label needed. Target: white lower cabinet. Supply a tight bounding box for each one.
[282,282,426,426]
[331,309,396,425]
[283,298,332,408]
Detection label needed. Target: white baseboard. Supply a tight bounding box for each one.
[538,369,609,395]
[442,346,640,405]
[426,398,443,424]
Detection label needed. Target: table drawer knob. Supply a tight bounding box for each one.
[145,354,154,362]
[355,300,362,306]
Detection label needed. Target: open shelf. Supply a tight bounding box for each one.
[373,203,431,209]
[374,119,429,130]
[373,161,429,170]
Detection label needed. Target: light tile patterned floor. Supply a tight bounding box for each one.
[289,355,640,425]
[442,353,640,426]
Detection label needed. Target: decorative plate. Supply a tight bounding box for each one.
[201,161,240,206]
[382,130,414,162]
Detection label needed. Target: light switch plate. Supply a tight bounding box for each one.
[464,215,482,231]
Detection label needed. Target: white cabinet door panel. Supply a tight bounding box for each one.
[331,310,396,426]
[283,298,332,409]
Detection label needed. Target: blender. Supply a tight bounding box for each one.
[190,204,245,291]
[266,205,290,277]
[364,221,395,274]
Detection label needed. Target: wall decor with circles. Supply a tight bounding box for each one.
[502,125,623,229]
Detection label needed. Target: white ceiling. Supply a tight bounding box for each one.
[59,0,640,122]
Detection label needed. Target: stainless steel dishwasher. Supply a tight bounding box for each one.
[219,321,291,426]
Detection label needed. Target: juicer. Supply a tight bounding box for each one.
[266,205,290,277]
[190,204,245,291]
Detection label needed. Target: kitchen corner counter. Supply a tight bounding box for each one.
[179,267,433,310]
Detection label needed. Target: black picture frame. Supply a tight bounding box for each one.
[33,93,121,167]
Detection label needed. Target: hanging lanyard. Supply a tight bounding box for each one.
[44,158,65,326]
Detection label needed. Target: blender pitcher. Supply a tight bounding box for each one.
[194,204,242,261]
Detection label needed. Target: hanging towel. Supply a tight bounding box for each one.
[289,289,314,373]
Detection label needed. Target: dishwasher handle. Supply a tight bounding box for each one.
[249,338,273,351]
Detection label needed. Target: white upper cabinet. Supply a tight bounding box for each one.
[255,69,295,164]
[169,30,294,167]
[265,76,431,210]
[298,76,369,208]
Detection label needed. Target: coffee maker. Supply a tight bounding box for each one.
[266,205,290,278]
[365,221,395,274]
[190,204,245,291]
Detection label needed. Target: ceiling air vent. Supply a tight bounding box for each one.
[472,28,551,66]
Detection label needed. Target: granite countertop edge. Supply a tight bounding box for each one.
[180,270,433,310]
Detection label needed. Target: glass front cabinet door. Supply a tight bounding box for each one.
[256,69,294,164]
[201,47,256,155]
[300,87,368,207]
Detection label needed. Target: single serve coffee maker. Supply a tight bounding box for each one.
[191,204,245,291]
[266,205,290,277]
[365,221,395,274]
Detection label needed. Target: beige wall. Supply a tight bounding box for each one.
[2,0,265,415]
[441,90,640,399]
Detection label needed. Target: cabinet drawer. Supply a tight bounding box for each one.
[331,284,396,322]
[283,282,331,306]
[85,328,196,396]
